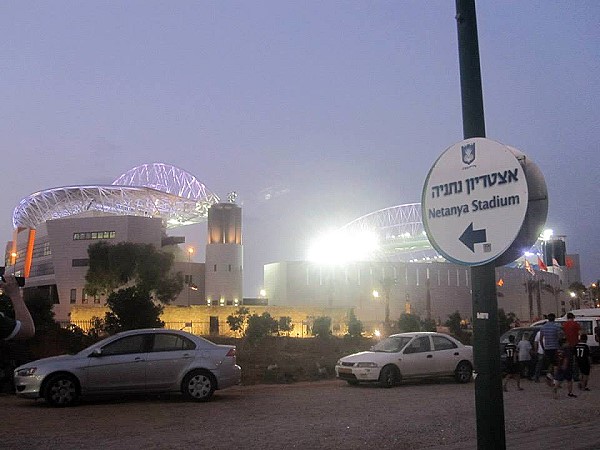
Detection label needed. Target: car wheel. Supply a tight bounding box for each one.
[378,365,398,388]
[182,370,216,402]
[346,380,359,386]
[455,361,473,383]
[44,374,79,407]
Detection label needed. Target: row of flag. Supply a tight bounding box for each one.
[525,257,561,275]
[498,256,575,286]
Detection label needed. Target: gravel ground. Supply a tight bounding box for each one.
[1,374,600,449]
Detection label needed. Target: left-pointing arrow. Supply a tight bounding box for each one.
[459,223,487,252]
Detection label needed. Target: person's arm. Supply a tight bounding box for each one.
[1,275,35,339]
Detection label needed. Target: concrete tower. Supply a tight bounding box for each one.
[205,200,243,305]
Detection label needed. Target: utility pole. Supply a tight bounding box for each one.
[455,1,506,449]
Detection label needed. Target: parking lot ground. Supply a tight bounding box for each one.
[438,421,600,450]
[1,373,600,449]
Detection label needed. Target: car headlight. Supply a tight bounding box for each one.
[355,362,378,368]
[15,367,37,377]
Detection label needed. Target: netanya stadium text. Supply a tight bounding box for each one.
[428,194,521,219]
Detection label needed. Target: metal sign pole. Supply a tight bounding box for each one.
[455,1,506,449]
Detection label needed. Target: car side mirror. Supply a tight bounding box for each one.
[89,348,103,358]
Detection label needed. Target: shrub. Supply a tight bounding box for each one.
[311,316,332,338]
[346,310,363,338]
[246,312,278,341]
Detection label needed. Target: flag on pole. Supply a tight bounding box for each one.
[565,257,574,269]
[537,257,547,271]
[524,259,535,276]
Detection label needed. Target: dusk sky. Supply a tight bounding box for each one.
[2,1,599,295]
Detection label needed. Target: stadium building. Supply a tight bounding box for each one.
[4,166,581,331]
[4,163,241,323]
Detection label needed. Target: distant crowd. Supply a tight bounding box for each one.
[502,313,597,399]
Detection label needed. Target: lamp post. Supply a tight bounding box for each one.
[187,247,194,306]
[10,252,17,273]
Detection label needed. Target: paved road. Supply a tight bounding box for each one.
[1,375,599,449]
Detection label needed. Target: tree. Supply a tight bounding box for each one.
[497,308,517,334]
[226,307,250,336]
[568,281,587,309]
[103,287,164,333]
[346,309,363,338]
[397,313,421,332]
[311,316,332,338]
[420,318,437,332]
[84,241,183,302]
[278,316,294,336]
[445,311,463,337]
[246,312,278,341]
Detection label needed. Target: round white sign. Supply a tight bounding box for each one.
[422,138,529,265]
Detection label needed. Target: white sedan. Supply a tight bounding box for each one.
[335,332,473,387]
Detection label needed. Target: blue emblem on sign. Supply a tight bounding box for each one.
[461,143,475,165]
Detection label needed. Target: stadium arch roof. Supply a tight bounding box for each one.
[341,203,440,261]
[13,163,220,230]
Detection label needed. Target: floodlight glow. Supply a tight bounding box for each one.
[307,229,379,264]
[541,229,554,241]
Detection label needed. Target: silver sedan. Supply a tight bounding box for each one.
[14,328,241,406]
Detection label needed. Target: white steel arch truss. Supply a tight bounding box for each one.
[341,203,438,261]
[112,163,219,203]
[13,164,220,230]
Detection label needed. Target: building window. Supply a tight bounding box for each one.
[82,291,88,304]
[214,265,217,272]
[70,289,77,304]
[94,294,100,304]
[72,258,89,267]
[228,264,232,272]
[73,231,116,241]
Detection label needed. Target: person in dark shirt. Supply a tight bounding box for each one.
[503,335,522,391]
[575,334,592,391]
[0,275,34,340]
[553,338,576,399]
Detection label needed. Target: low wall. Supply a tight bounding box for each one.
[70,304,352,337]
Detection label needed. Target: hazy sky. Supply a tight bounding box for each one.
[1,1,599,295]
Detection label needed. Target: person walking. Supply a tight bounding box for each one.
[552,338,576,399]
[540,313,561,384]
[575,334,592,391]
[563,312,581,382]
[517,333,533,379]
[532,329,545,382]
[503,335,522,391]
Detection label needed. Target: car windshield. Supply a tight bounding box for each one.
[371,336,412,353]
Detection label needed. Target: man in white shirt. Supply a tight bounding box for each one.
[532,329,545,382]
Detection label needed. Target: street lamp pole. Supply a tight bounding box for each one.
[187,247,194,306]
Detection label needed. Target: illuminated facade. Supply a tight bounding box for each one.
[4,163,231,322]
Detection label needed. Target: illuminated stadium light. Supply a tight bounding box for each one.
[307,230,380,264]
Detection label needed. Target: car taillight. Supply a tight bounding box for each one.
[226,348,236,357]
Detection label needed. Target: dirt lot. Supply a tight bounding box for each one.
[2,373,600,449]
[221,336,374,385]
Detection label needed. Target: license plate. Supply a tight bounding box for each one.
[338,368,352,374]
